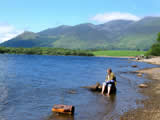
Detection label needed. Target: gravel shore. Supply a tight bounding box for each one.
[137,57,160,65]
[120,57,160,120]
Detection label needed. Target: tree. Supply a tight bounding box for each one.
[146,32,160,56]
[157,32,160,42]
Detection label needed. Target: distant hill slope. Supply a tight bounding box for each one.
[117,17,160,50]
[1,17,160,50]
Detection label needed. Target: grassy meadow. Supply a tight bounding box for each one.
[92,50,146,57]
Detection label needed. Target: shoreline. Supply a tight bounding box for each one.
[93,55,135,58]
[120,57,160,120]
[135,57,160,65]
[1,53,136,58]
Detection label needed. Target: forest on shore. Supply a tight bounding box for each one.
[0,47,94,56]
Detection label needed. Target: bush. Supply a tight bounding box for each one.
[148,43,160,56]
[147,32,160,56]
[157,32,160,42]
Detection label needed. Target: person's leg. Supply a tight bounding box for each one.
[101,82,106,94]
[107,84,112,96]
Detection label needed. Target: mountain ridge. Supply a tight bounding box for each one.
[1,17,160,50]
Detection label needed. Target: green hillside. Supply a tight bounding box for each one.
[117,33,157,50]
[1,17,160,50]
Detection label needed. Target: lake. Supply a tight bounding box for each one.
[0,54,157,120]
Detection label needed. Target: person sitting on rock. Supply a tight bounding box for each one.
[101,68,116,96]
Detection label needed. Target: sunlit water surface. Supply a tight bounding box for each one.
[0,54,157,120]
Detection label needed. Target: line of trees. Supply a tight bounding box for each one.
[147,32,160,56]
[0,47,94,56]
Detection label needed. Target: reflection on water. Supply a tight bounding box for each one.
[0,79,8,120]
[109,94,116,103]
[0,54,158,120]
[47,113,74,120]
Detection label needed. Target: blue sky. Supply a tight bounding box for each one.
[0,0,159,42]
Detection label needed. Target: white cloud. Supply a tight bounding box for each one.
[0,23,24,43]
[91,12,141,23]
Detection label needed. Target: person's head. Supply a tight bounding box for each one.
[107,68,112,74]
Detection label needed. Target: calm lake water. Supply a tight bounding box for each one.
[0,54,157,120]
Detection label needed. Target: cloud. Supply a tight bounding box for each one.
[91,12,141,23]
[0,23,23,43]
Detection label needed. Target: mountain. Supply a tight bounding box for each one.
[117,17,160,50]
[38,25,72,36]
[1,17,160,50]
[96,20,134,32]
[1,31,58,48]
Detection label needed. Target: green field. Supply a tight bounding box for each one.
[92,50,146,57]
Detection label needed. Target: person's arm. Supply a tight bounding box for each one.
[105,74,109,82]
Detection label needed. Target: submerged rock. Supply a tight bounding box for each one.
[132,65,138,68]
[81,82,102,92]
[139,84,148,88]
[137,73,143,77]
[67,90,77,94]
[82,82,116,94]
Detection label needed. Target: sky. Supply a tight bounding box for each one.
[0,0,159,43]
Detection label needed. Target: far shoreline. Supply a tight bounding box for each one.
[93,55,135,59]
[135,57,160,65]
[0,47,145,58]
[0,52,136,59]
